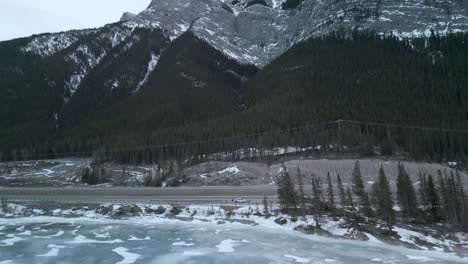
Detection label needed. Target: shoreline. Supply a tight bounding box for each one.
[1,202,468,259]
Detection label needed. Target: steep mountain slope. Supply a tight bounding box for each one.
[1,0,468,162]
[57,32,258,149]
[20,0,468,67]
[50,32,468,163]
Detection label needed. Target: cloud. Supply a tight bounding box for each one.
[0,0,150,41]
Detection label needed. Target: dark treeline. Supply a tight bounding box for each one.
[1,31,468,165]
[277,161,468,232]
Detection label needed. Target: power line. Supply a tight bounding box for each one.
[338,119,468,134]
[1,121,338,161]
[2,119,467,162]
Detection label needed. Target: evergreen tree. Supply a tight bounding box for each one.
[370,182,380,209]
[311,175,323,227]
[396,163,417,218]
[296,166,307,216]
[418,173,429,210]
[276,166,298,211]
[437,170,450,223]
[337,174,346,209]
[427,174,440,222]
[456,171,466,222]
[327,172,335,211]
[346,186,356,216]
[263,196,270,217]
[375,166,395,231]
[351,160,372,218]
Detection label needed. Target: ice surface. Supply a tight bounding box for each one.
[37,248,60,257]
[0,215,466,263]
[215,239,249,253]
[172,241,195,246]
[112,247,141,264]
[128,235,150,241]
[183,251,206,256]
[406,255,436,261]
[0,236,23,246]
[284,254,310,263]
[66,235,123,244]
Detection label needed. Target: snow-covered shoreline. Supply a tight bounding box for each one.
[1,202,467,259]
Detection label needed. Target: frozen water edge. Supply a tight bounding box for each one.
[0,220,464,262]
[0,203,467,262]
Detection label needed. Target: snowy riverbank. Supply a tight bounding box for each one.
[1,202,468,259]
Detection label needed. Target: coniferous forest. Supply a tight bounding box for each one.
[277,161,468,231]
[1,31,468,165]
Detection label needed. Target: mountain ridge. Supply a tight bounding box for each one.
[1,0,468,163]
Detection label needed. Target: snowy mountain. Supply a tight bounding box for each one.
[1,0,468,160]
[21,0,468,66]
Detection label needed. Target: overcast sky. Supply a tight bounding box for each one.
[0,0,151,41]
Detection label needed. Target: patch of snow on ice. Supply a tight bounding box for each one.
[172,241,195,247]
[128,235,150,241]
[406,255,436,261]
[183,251,206,256]
[112,247,141,264]
[94,232,111,238]
[284,254,310,263]
[48,244,66,249]
[17,230,31,236]
[37,248,60,257]
[215,239,248,253]
[0,236,23,246]
[66,235,123,244]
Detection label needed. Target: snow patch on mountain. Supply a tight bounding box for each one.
[133,53,160,94]
[64,25,136,101]
[21,30,95,57]
[16,0,468,73]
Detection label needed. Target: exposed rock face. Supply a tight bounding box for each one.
[121,0,468,66]
[21,0,468,67]
[120,12,137,22]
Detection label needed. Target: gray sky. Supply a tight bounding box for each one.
[0,0,151,41]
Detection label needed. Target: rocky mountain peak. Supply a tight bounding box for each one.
[120,12,137,22]
[20,0,468,67]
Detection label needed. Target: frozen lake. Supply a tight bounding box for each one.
[0,217,464,264]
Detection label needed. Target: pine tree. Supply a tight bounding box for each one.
[346,186,356,216]
[337,174,346,209]
[276,166,298,212]
[418,173,429,210]
[427,174,440,222]
[396,163,417,219]
[327,172,335,212]
[456,171,466,223]
[263,196,270,217]
[370,182,380,209]
[447,172,459,224]
[437,170,450,223]
[296,166,307,216]
[312,175,323,227]
[375,166,395,231]
[351,160,372,218]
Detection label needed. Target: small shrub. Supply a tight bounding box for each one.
[170,206,182,215]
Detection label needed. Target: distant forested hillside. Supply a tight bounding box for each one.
[1,31,468,164]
